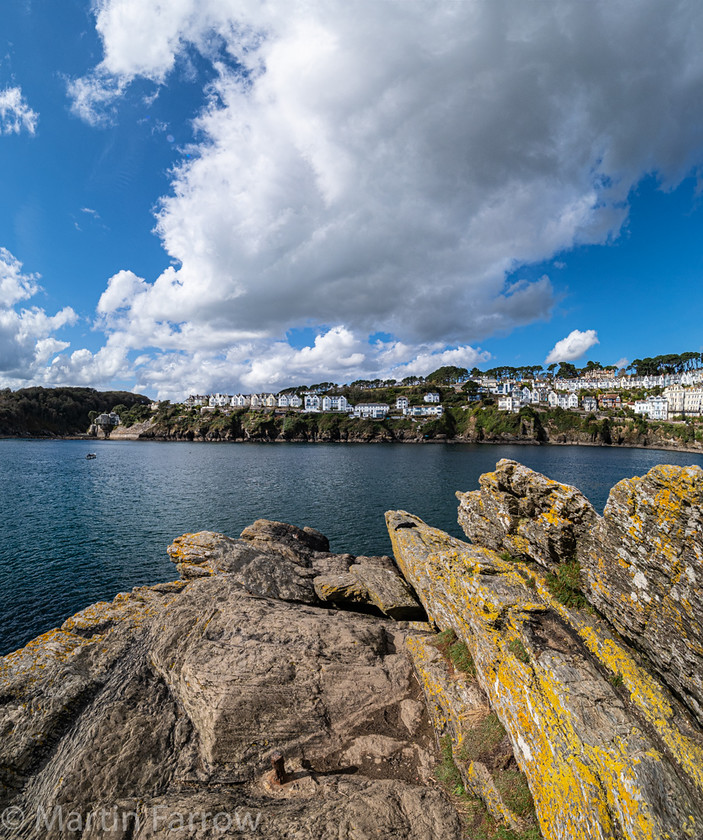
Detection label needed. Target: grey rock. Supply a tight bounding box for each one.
[0,540,461,840]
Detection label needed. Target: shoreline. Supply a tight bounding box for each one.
[4,433,703,457]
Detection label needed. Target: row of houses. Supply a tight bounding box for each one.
[497,386,703,421]
[479,370,703,397]
[633,387,703,421]
[183,391,445,419]
[494,387,622,412]
[185,390,442,411]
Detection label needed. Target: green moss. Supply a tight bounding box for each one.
[429,629,477,677]
[608,672,624,688]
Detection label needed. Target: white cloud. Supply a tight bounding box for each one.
[0,248,78,384]
[52,1,703,395]
[113,327,489,400]
[66,72,126,126]
[545,330,599,365]
[0,87,38,135]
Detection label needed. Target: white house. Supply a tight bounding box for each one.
[549,391,578,410]
[209,393,231,408]
[423,392,441,403]
[498,396,520,411]
[395,396,409,413]
[185,394,208,407]
[231,394,251,407]
[634,396,669,421]
[663,385,685,415]
[684,388,703,416]
[278,393,303,409]
[408,405,444,417]
[96,412,120,426]
[250,394,263,408]
[304,394,321,412]
[353,403,389,419]
[581,396,598,413]
[322,395,350,412]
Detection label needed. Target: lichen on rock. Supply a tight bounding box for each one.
[387,502,703,840]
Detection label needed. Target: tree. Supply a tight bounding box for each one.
[426,366,468,384]
[556,362,577,379]
[461,380,480,394]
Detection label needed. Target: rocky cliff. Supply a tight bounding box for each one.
[2,462,702,839]
[389,458,703,839]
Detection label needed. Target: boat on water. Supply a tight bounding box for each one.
[86,453,97,459]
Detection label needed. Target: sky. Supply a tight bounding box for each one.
[1,0,703,400]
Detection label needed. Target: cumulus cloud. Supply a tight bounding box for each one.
[0,248,78,384]
[0,87,38,135]
[52,0,703,394]
[545,330,599,364]
[121,327,490,400]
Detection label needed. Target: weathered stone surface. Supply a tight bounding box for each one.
[0,534,461,839]
[458,459,703,729]
[580,464,703,726]
[314,558,424,619]
[314,571,369,604]
[387,509,703,840]
[167,521,353,602]
[456,458,598,569]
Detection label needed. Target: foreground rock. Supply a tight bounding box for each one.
[457,458,703,727]
[167,519,424,619]
[392,464,703,840]
[5,461,702,840]
[0,523,458,840]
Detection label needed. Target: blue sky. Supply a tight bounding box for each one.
[1,0,702,399]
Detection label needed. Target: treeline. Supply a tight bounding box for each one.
[0,387,150,437]
[628,353,702,376]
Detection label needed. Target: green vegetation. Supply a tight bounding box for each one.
[0,387,150,437]
[459,712,507,764]
[430,630,542,839]
[608,672,624,688]
[426,365,468,384]
[545,560,588,609]
[436,734,464,793]
[507,639,530,664]
[435,731,541,840]
[430,629,477,677]
[628,352,702,376]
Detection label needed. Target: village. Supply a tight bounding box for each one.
[175,365,703,423]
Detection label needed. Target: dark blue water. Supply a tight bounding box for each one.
[1,439,702,655]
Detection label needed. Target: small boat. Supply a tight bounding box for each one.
[86,453,97,459]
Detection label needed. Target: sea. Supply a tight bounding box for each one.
[1,439,702,656]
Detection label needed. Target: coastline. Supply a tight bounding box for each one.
[5,431,703,456]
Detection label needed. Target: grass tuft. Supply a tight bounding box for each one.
[545,560,588,609]
[507,639,530,664]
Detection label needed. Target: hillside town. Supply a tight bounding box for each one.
[178,363,703,423]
